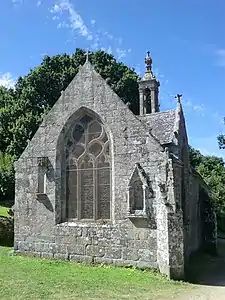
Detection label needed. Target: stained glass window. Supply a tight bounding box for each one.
[65,114,111,220]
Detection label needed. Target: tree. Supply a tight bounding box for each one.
[189,146,225,213]
[0,152,14,200]
[218,133,225,149]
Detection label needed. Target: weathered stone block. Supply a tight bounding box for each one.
[67,244,85,255]
[122,248,139,261]
[41,252,53,258]
[94,257,113,265]
[105,247,122,259]
[69,255,93,263]
[136,260,156,268]
[77,236,92,247]
[138,249,155,262]
[85,245,105,257]
[54,253,69,260]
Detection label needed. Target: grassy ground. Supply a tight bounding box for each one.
[0,247,193,300]
[0,206,9,217]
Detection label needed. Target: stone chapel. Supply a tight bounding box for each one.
[14,51,217,280]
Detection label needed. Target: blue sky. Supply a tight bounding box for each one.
[1,0,225,158]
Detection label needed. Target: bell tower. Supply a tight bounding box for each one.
[138,51,160,115]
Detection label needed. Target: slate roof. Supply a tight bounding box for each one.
[140,109,177,145]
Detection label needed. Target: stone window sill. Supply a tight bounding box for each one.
[127,210,148,219]
[57,220,112,228]
[36,193,47,200]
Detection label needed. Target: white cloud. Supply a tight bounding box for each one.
[52,15,59,21]
[57,21,69,29]
[215,49,225,67]
[37,1,42,7]
[12,0,24,5]
[107,46,112,55]
[50,0,132,61]
[50,4,62,14]
[103,31,114,40]
[182,98,205,115]
[50,0,92,40]
[0,73,16,89]
[116,48,131,60]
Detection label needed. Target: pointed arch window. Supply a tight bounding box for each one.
[65,114,111,221]
[144,87,151,114]
[127,163,152,218]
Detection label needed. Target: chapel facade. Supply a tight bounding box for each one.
[14,51,217,279]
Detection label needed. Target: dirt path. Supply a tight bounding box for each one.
[175,286,225,300]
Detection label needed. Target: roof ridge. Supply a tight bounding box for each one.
[141,109,176,117]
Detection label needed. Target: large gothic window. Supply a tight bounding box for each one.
[65,114,111,221]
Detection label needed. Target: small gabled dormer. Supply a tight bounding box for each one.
[127,163,153,218]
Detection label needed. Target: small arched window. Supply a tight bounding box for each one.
[127,163,152,216]
[144,87,151,114]
[65,114,111,221]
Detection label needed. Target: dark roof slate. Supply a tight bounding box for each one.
[140,109,177,145]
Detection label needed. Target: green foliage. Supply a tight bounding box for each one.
[0,206,9,217]
[0,152,14,201]
[189,146,225,213]
[218,133,225,149]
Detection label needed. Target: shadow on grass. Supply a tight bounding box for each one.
[185,238,225,286]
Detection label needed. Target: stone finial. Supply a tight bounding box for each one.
[85,50,89,63]
[140,51,155,81]
[145,51,152,72]
[175,94,182,104]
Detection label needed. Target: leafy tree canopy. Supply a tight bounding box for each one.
[0,152,14,200]
[189,146,225,213]
[218,133,225,150]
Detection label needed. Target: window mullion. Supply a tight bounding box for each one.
[93,161,97,220]
[77,167,81,220]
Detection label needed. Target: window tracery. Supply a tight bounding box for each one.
[65,114,111,221]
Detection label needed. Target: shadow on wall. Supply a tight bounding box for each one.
[36,194,54,212]
[185,238,225,286]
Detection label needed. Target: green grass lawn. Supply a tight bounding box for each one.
[0,247,193,300]
[0,206,9,217]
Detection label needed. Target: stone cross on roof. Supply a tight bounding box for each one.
[85,50,89,63]
[175,94,182,103]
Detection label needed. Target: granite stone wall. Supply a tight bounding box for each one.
[14,221,158,267]
[14,62,164,274]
